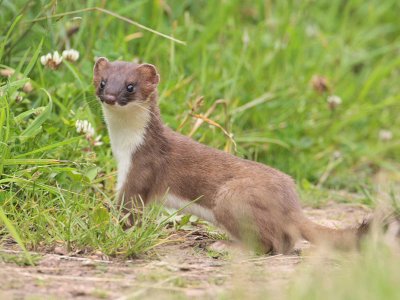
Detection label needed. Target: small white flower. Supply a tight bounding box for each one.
[52,51,62,65]
[327,95,342,110]
[40,53,52,66]
[62,49,80,62]
[40,51,63,69]
[379,129,393,141]
[75,120,103,147]
[75,119,95,139]
[93,135,103,147]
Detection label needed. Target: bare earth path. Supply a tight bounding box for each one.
[0,202,370,300]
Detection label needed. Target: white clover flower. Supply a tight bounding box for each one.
[75,119,95,139]
[40,53,52,66]
[40,51,63,69]
[379,129,393,141]
[327,95,342,110]
[75,120,103,147]
[62,49,79,62]
[52,51,62,64]
[93,135,103,147]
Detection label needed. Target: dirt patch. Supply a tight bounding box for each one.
[0,203,370,300]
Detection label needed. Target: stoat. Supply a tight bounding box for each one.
[93,58,368,254]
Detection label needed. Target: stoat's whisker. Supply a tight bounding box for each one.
[132,102,159,119]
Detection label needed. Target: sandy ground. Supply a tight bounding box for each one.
[0,202,371,300]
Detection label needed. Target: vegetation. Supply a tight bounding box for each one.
[0,0,399,299]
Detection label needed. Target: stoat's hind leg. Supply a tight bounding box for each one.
[213,178,302,254]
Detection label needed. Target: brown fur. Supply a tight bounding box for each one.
[94,58,368,254]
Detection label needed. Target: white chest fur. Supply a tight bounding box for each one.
[102,103,151,191]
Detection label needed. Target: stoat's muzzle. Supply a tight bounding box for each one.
[102,94,117,105]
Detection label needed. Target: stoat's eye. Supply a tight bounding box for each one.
[100,80,106,89]
[126,83,135,93]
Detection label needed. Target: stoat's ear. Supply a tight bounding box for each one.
[136,63,160,85]
[93,57,109,75]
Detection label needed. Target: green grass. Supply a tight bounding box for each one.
[219,235,400,300]
[0,1,399,296]
[286,244,400,300]
[0,251,41,266]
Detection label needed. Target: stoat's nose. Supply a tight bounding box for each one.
[103,94,117,105]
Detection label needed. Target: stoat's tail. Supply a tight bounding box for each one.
[299,217,370,250]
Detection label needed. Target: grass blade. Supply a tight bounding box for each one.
[0,207,33,265]
[0,15,23,61]
[2,158,63,165]
[19,88,53,142]
[14,137,80,158]
[28,7,186,45]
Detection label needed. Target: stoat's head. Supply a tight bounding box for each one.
[93,57,160,108]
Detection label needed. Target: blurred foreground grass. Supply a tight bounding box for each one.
[220,234,400,300]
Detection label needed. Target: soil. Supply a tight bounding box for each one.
[0,202,371,300]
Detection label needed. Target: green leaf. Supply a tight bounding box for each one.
[85,167,99,182]
[64,169,87,183]
[19,88,53,142]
